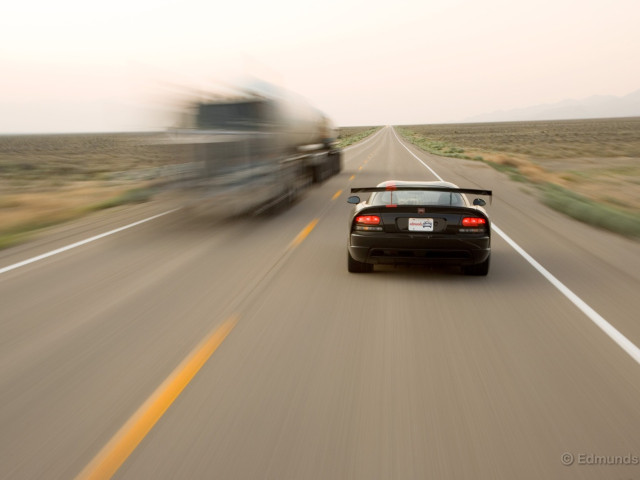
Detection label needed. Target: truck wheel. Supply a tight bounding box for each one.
[348,251,373,273]
[462,254,490,276]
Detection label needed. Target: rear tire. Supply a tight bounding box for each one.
[348,251,373,273]
[463,254,490,276]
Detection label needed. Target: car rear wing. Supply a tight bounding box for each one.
[350,186,492,196]
[349,186,492,205]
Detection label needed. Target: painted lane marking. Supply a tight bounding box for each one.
[493,224,640,364]
[289,219,319,249]
[391,128,444,181]
[349,175,355,181]
[75,316,238,480]
[0,209,180,275]
[391,127,640,366]
[78,213,325,478]
[332,190,343,201]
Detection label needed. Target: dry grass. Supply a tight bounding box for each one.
[0,132,183,248]
[2,184,125,228]
[397,118,640,214]
[397,118,640,238]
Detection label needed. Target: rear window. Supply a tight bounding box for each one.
[369,190,464,206]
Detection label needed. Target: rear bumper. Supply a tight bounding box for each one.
[348,232,490,266]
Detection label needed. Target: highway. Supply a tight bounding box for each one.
[2,126,640,479]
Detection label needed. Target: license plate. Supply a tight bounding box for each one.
[408,218,434,232]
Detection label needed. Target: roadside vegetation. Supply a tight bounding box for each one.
[396,118,640,239]
[0,185,158,250]
[338,126,381,147]
[541,183,640,238]
[0,132,176,250]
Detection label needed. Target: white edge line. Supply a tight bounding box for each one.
[391,127,444,181]
[493,224,640,364]
[391,127,640,366]
[0,209,180,275]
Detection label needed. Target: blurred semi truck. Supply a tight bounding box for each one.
[168,84,342,215]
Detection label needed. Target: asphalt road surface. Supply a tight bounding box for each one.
[2,127,640,479]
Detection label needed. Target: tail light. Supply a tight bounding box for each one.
[460,216,487,233]
[356,215,381,225]
[462,217,486,227]
[354,215,383,232]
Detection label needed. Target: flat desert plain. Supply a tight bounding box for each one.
[1,119,638,247]
[397,117,640,213]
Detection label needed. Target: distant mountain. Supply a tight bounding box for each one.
[464,89,640,123]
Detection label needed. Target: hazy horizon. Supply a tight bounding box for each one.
[2,0,639,133]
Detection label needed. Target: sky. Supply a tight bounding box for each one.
[1,0,639,132]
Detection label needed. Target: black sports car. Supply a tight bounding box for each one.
[347,180,492,275]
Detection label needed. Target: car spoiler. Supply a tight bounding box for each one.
[351,187,493,197]
[351,186,492,196]
[350,186,492,205]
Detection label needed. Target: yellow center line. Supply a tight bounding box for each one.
[331,189,343,201]
[75,316,239,480]
[289,218,319,248]
[349,175,355,181]
[358,166,363,171]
